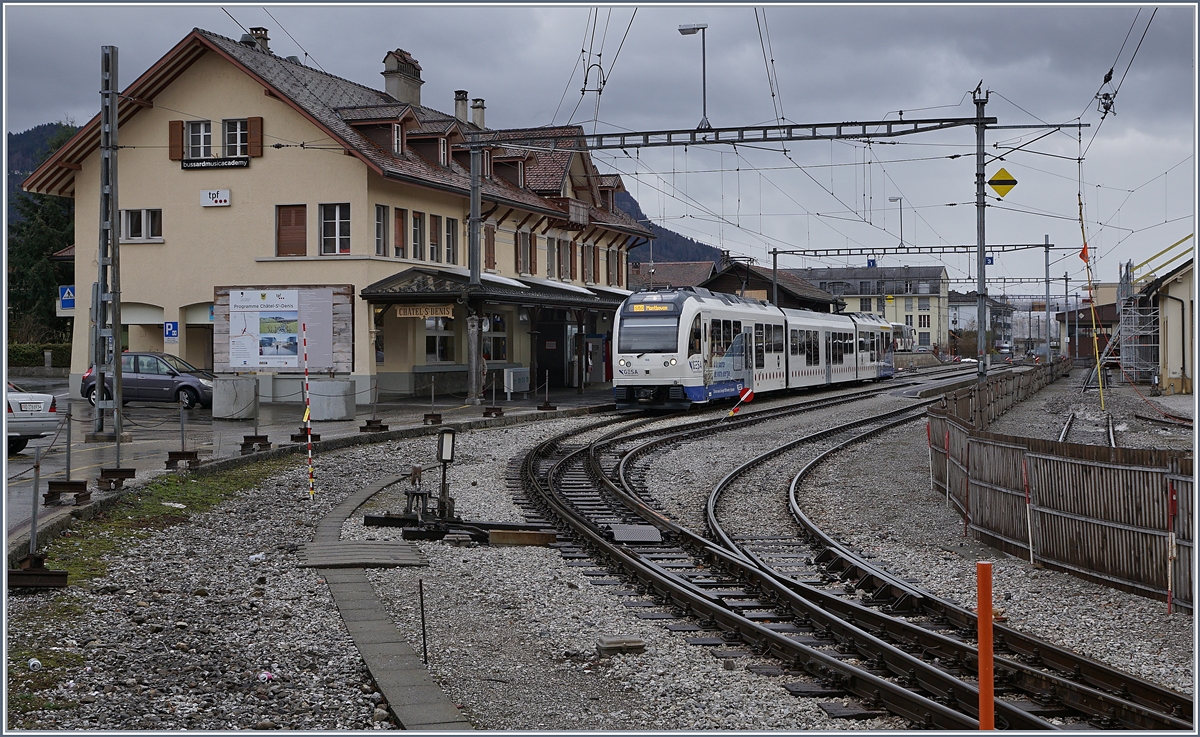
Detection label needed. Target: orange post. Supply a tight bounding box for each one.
[977,561,994,730]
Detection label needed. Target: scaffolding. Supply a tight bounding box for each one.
[1116,261,1159,384]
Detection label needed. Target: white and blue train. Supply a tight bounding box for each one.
[612,287,895,410]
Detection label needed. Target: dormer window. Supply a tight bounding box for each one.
[392,124,404,155]
[439,138,448,166]
[483,150,492,177]
[517,161,524,188]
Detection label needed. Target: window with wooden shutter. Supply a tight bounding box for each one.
[515,231,524,274]
[394,208,407,258]
[569,241,577,281]
[248,117,263,157]
[169,120,184,161]
[529,233,537,275]
[591,244,599,284]
[276,205,306,257]
[484,224,496,269]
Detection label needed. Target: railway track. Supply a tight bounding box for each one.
[1058,412,1118,447]
[515,388,1193,730]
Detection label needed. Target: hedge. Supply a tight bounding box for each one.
[8,343,73,368]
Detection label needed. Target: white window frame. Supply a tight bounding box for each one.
[411,212,425,260]
[445,218,458,264]
[517,231,531,275]
[187,120,212,159]
[120,208,163,243]
[582,243,594,284]
[320,203,351,255]
[545,237,557,279]
[375,204,388,256]
[392,124,404,155]
[224,119,249,157]
[438,138,448,166]
[425,317,455,364]
[918,297,931,311]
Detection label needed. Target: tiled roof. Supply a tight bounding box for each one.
[785,265,946,281]
[627,261,715,290]
[360,266,624,310]
[597,174,623,190]
[50,244,75,262]
[749,265,836,303]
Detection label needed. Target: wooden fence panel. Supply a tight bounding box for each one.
[1028,454,1170,600]
[967,438,1031,557]
[1169,473,1193,611]
[924,357,1192,610]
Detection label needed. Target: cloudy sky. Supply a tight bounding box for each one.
[5,4,1195,301]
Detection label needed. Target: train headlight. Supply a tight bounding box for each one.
[618,359,627,367]
[669,358,677,366]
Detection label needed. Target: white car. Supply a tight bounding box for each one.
[6,381,59,456]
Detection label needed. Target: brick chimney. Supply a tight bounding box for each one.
[471,98,485,129]
[382,49,423,105]
[248,27,270,54]
[454,91,469,123]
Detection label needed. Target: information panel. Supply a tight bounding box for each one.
[229,289,300,368]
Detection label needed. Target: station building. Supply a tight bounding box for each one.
[26,27,653,402]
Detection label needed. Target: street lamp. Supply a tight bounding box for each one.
[889,196,903,247]
[678,23,711,130]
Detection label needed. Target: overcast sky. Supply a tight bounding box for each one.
[4,4,1195,300]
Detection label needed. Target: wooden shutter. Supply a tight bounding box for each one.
[169,120,184,160]
[569,241,577,281]
[514,232,522,273]
[529,233,537,275]
[430,215,441,260]
[592,245,599,283]
[247,117,263,157]
[617,250,623,286]
[484,225,496,269]
[276,205,306,256]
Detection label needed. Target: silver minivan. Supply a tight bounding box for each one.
[80,352,214,409]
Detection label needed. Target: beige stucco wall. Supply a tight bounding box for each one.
[1158,266,1193,394]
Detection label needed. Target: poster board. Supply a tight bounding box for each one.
[214,285,350,372]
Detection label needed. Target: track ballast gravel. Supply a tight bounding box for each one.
[8,379,1193,730]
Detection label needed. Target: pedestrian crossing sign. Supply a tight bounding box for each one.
[58,285,75,310]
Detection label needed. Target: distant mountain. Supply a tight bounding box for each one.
[8,122,77,222]
[615,191,722,265]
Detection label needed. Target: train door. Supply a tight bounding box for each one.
[824,331,832,384]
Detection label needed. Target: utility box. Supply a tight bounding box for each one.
[503,367,530,397]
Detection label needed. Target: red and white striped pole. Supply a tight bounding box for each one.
[303,322,314,500]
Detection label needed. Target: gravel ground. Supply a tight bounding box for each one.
[986,373,1194,451]
[6,376,1194,730]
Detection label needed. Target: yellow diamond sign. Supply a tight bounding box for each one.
[988,168,1017,198]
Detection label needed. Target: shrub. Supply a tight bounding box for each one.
[7,343,72,368]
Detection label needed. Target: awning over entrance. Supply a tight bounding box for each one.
[360,266,628,311]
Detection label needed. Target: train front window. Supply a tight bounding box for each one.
[689,315,702,355]
[618,316,680,354]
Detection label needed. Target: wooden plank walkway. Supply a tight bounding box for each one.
[298,540,428,568]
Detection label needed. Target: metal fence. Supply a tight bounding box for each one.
[928,359,1193,612]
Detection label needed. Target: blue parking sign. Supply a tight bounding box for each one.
[164,321,179,343]
[58,285,75,309]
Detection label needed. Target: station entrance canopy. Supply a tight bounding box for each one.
[360,266,630,311]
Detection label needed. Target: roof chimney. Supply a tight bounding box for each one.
[454,90,469,123]
[382,49,423,105]
[248,27,270,54]
[471,98,485,129]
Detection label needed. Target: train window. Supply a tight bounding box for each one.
[711,320,721,355]
[773,324,784,353]
[790,329,800,356]
[732,321,741,340]
[806,330,816,366]
[858,332,868,353]
[753,324,765,368]
[617,316,680,354]
[723,320,732,353]
[689,315,702,356]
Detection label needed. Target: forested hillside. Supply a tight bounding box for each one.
[615,191,722,265]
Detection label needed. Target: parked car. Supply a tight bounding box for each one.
[915,345,933,353]
[6,381,59,455]
[80,352,214,409]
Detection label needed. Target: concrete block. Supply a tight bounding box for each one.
[213,377,258,419]
[309,379,355,421]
